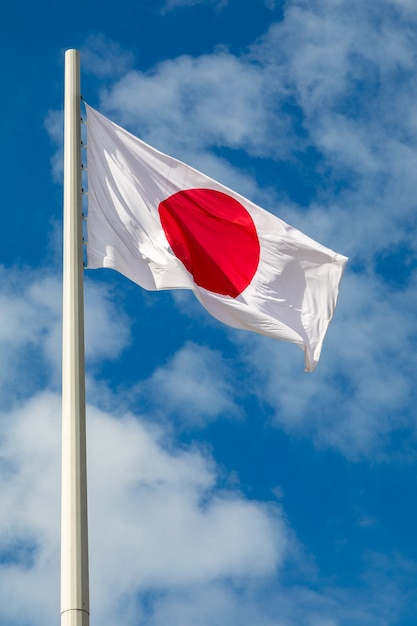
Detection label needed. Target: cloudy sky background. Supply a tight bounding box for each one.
[2,0,417,624]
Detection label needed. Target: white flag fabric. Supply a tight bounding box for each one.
[85,104,347,371]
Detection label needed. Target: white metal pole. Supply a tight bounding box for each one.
[61,49,90,626]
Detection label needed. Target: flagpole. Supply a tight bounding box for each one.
[61,49,90,626]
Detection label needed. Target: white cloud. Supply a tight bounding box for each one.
[141,583,283,626]
[161,0,227,12]
[249,0,417,254]
[0,263,415,624]
[84,276,132,364]
[87,406,286,598]
[0,392,61,626]
[0,270,61,405]
[1,388,414,626]
[0,388,289,626]
[121,550,417,626]
[0,268,131,404]
[101,51,267,157]
[138,341,238,426]
[44,109,64,183]
[238,268,417,459]
[80,35,135,79]
[389,0,417,15]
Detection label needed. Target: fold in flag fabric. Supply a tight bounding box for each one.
[85,103,348,371]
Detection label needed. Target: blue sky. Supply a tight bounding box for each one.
[1,0,417,624]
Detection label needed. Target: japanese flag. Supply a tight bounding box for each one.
[85,104,347,371]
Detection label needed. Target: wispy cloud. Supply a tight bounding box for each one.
[81,35,135,79]
[161,0,228,13]
[138,341,239,427]
[0,268,131,404]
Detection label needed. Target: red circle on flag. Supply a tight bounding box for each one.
[158,188,260,298]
